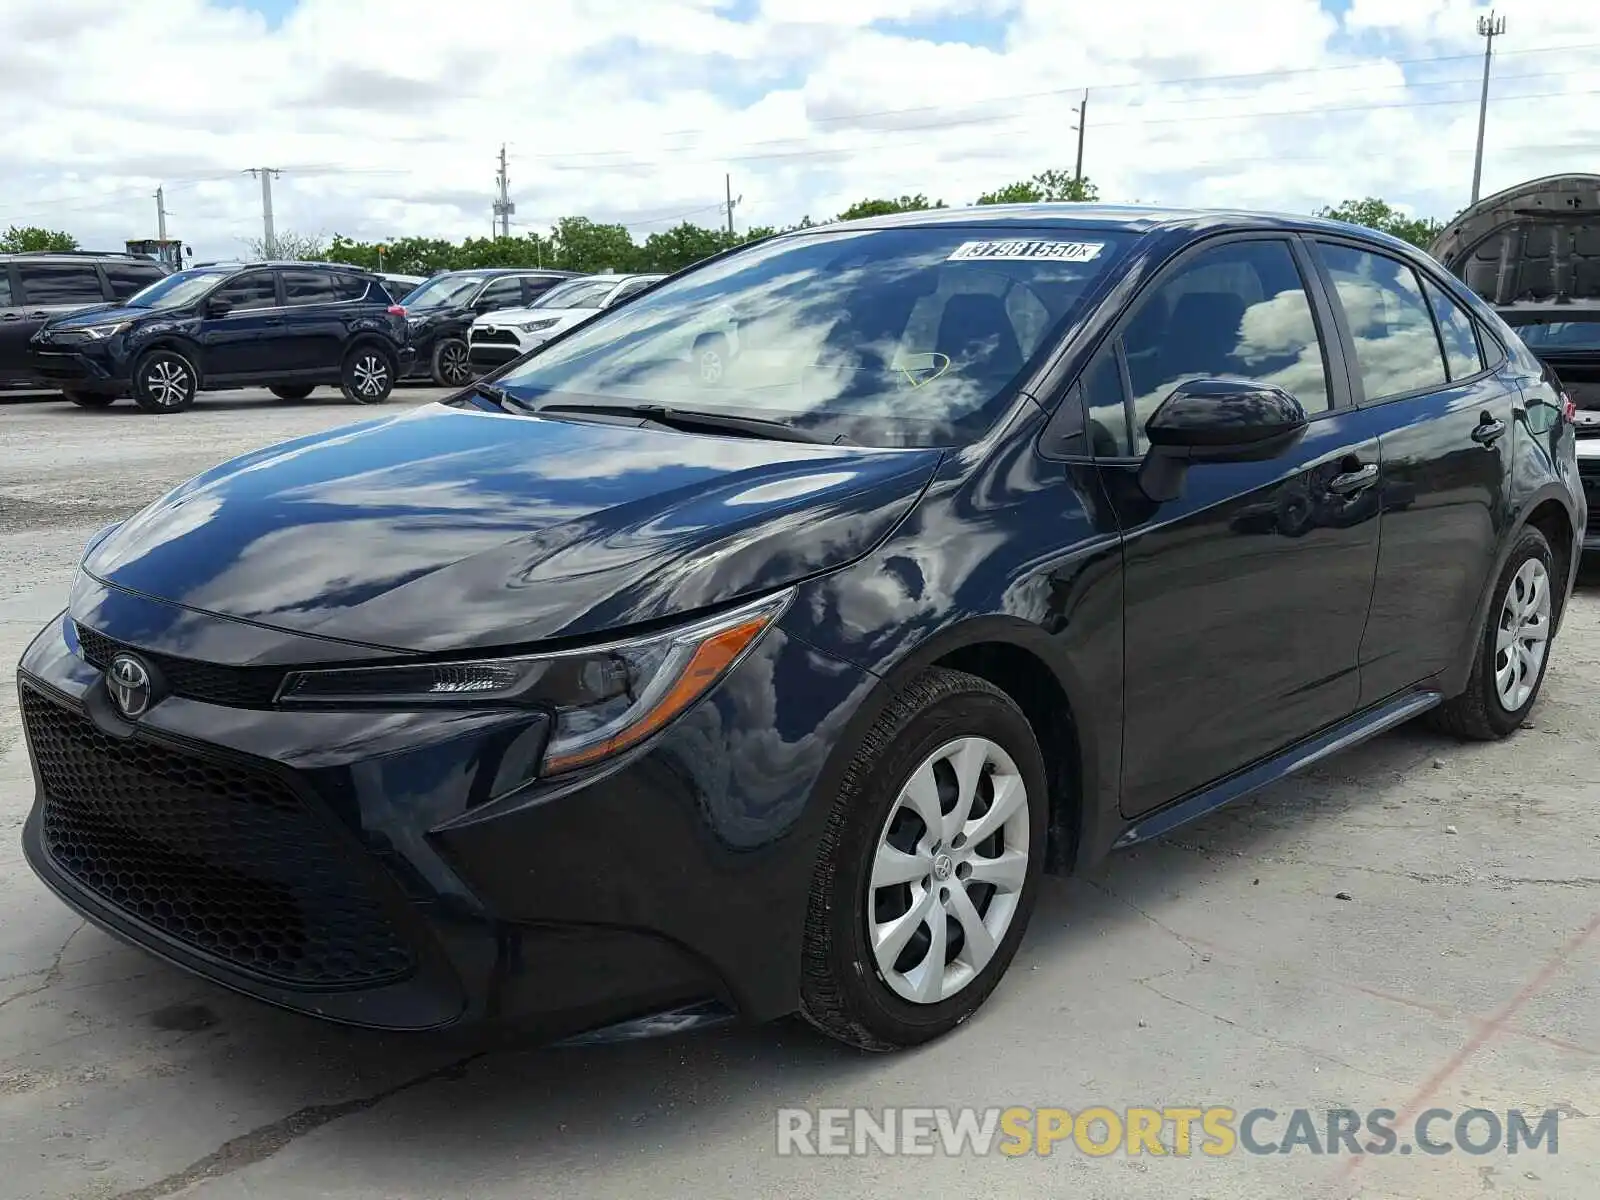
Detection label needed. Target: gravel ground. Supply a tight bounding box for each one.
[1,389,1597,1199]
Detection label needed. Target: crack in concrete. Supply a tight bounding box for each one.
[0,919,85,1010]
[1085,880,1209,962]
[108,1052,486,1200]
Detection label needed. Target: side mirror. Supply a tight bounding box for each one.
[1138,377,1308,502]
[204,297,233,318]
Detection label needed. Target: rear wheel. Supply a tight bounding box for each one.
[1429,526,1557,740]
[131,350,197,413]
[431,338,472,388]
[64,390,116,409]
[340,345,396,404]
[269,384,315,401]
[799,668,1047,1051]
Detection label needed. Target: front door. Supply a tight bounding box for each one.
[1309,240,1519,701]
[1095,236,1384,817]
[197,270,283,378]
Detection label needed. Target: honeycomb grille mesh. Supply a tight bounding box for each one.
[74,623,284,709]
[23,687,416,989]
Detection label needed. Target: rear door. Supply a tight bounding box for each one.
[1308,239,1518,701]
[1097,234,1385,817]
[279,269,367,373]
[0,266,34,387]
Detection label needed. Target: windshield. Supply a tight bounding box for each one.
[123,268,234,309]
[401,274,486,310]
[1504,314,1600,353]
[493,227,1130,447]
[533,278,619,310]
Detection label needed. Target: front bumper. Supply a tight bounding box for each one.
[16,581,871,1036]
[29,341,125,390]
[468,341,525,369]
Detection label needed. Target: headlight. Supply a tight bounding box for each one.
[277,589,792,775]
[81,321,130,339]
[517,318,560,333]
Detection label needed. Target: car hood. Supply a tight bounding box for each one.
[476,306,592,327]
[1432,174,1600,305]
[43,303,134,328]
[82,402,940,653]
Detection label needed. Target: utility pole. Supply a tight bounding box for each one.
[154,186,168,241]
[245,168,280,257]
[1073,91,1088,189]
[493,145,515,239]
[1470,11,1506,205]
[724,173,742,236]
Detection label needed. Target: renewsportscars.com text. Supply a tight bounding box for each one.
[775,1106,1561,1158]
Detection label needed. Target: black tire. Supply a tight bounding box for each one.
[799,668,1048,1051]
[693,332,730,385]
[431,337,472,388]
[64,390,116,409]
[269,384,315,401]
[1428,526,1558,741]
[131,349,198,414]
[339,344,396,404]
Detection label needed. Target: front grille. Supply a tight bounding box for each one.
[470,328,518,345]
[75,623,283,708]
[23,687,416,989]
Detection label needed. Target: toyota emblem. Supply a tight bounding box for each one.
[106,653,153,718]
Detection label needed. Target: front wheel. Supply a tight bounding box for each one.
[269,384,315,401]
[1429,526,1558,740]
[131,350,198,413]
[799,668,1047,1051]
[340,345,396,404]
[64,390,116,409]
[431,338,472,388]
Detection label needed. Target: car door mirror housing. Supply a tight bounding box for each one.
[1138,377,1309,502]
[204,297,233,318]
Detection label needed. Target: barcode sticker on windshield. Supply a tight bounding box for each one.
[947,239,1105,263]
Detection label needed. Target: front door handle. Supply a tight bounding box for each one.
[1327,462,1379,496]
[1472,416,1507,445]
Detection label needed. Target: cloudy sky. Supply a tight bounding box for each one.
[1,0,1595,260]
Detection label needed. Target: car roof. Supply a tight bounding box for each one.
[0,250,168,263]
[796,202,1429,256]
[430,267,580,278]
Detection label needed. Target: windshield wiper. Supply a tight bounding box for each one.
[534,402,854,446]
[469,382,529,412]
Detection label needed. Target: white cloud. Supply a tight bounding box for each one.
[0,0,1595,259]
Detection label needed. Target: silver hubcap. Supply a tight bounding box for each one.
[353,355,388,397]
[699,349,723,383]
[868,737,1029,1005]
[146,359,190,406]
[441,343,469,383]
[1495,557,1550,711]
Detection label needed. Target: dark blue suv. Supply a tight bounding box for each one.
[16,205,1585,1050]
[28,261,413,413]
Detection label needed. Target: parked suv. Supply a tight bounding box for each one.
[28,261,413,412]
[398,268,577,387]
[1,251,169,394]
[19,207,1582,1050]
[467,272,664,371]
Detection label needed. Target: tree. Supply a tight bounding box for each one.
[1315,198,1445,250]
[641,222,739,273]
[975,170,1099,205]
[1,225,78,253]
[833,194,945,222]
[547,217,641,274]
[242,229,327,260]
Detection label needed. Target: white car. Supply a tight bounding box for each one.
[467,273,665,371]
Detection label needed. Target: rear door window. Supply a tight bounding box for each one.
[1422,277,1484,381]
[104,262,167,301]
[282,270,341,305]
[1119,238,1332,453]
[1316,243,1449,401]
[0,272,13,306]
[522,277,562,305]
[477,277,524,310]
[16,262,106,305]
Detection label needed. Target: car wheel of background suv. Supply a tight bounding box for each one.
[64,390,116,409]
[693,332,730,384]
[269,385,316,401]
[340,345,396,405]
[799,668,1047,1051]
[1429,525,1558,741]
[131,350,198,414]
[431,338,472,388]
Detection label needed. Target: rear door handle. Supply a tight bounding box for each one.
[1472,417,1507,445]
[1327,462,1379,496]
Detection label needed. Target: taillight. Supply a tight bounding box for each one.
[387,305,406,316]
[1562,392,1577,423]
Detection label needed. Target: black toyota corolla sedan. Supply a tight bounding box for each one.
[16,205,1584,1050]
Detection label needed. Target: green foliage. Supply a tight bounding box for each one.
[1,225,78,253]
[833,194,946,222]
[975,170,1098,205]
[1315,198,1446,250]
